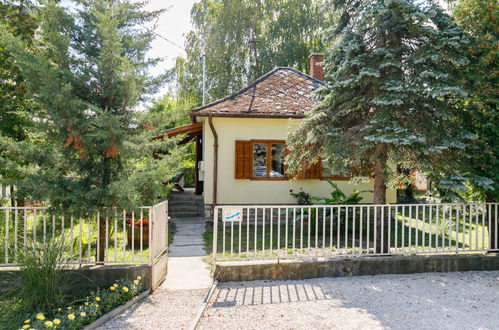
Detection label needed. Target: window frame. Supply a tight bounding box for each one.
[250,139,288,181]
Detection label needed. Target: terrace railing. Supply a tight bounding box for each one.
[212,203,498,261]
[0,201,169,267]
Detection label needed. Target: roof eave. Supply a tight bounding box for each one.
[191,113,306,120]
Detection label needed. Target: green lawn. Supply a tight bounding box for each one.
[205,206,492,260]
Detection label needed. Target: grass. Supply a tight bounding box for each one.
[205,206,492,260]
[0,209,170,265]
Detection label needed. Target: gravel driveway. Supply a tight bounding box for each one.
[98,288,208,329]
[198,271,499,330]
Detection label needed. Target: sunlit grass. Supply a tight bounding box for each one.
[207,206,493,260]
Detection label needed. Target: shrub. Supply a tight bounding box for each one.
[290,189,313,205]
[312,179,371,205]
[17,240,70,312]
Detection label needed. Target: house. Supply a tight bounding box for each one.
[163,54,396,218]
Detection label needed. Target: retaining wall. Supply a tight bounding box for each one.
[214,254,499,282]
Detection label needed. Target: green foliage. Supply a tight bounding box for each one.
[178,0,334,103]
[0,0,184,211]
[286,0,487,202]
[452,0,499,201]
[0,1,37,202]
[21,277,143,329]
[289,188,313,205]
[312,179,370,204]
[17,240,70,312]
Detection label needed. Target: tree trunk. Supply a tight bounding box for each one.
[97,213,107,262]
[96,158,111,263]
[374,144,389,254]
[10,185,15,208]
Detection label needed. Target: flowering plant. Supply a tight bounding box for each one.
[21,276,143,329]
[127,219,149,228]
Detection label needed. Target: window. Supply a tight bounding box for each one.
[251,140,286,180]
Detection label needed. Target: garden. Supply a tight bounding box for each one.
[0,240,145,330]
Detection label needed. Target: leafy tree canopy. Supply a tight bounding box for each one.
[286,0,489,203]
[177,0,334,104]
[452,0,498,200]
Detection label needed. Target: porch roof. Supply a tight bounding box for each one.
[160,122,203,138]
[190,67,324,120]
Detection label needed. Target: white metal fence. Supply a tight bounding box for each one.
[213,203,499,261]
[0,201,169,266]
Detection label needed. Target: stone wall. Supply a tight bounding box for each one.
[215,254,499,282]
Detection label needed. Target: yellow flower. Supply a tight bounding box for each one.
[110,286,115,291]
[53,319,61,325]
[67,307,72,310]
[95,297,101,302]
[24,320,30,324]
[57,308,62,312]
[137,276,141,280]
[113,283,118,288]
[85,302,89,306]
[95,304,99,308]
[68,313,75,320]
[134,280,139,285]
[44,320,53,327]
[80,312,86,317]
[36,313,45,320]
[23,326,30,329]
[123,287,129,293]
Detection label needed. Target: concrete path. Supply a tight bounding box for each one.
[161,216,212,290]
[98,216,212,329]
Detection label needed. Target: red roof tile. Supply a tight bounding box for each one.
[190,67,324,119]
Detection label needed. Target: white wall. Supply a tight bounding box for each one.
[201,117,397,205]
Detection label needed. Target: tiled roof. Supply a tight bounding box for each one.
[190,67,324,119]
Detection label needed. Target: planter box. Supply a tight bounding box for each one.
[127,225,149,247]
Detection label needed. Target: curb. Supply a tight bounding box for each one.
[189,281,218,330]
[83,290,150,330]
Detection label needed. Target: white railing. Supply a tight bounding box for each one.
[150,200,169,263]
[213,203,499,261]
[0,201,169,266]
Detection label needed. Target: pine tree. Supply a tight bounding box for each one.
[0,0,37,206]
[2,0,184,261]
[286,0,475,252]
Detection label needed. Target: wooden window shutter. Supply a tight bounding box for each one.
[235,140,251,179]
[295,159,321,179]
[307,160,322,179]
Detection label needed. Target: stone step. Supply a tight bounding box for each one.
[169,211,204,217]
[168,200,203,206]
[169,193,203,201]
[169,207,204,213]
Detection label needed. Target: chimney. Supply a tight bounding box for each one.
[309,53,325,81]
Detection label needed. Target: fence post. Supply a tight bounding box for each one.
[213,207,218,259]
[149,207,154,265]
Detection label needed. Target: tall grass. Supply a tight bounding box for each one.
[17,240,71,312]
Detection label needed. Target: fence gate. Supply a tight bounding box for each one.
[150,200,169,290]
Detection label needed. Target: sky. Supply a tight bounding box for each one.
[143,0,450,100]
[142,0,197,98]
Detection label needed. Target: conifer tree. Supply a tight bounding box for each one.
[0,0,37,206]
[287,0,475,252]
[2,0,184,261]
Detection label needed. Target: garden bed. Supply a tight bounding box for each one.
[1,277,144,330]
